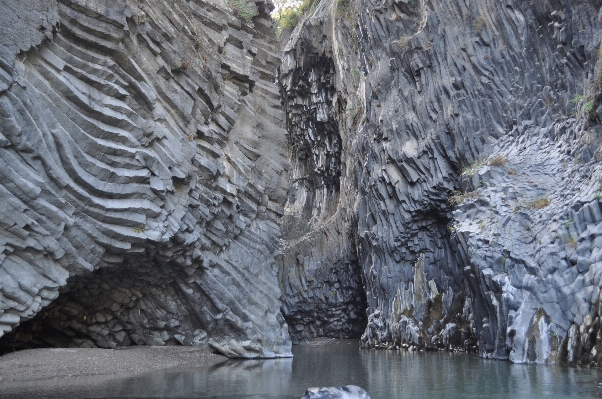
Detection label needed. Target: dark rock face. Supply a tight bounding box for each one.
[279,0,602,364]
[278,6,368,343]
[0,0,291,358]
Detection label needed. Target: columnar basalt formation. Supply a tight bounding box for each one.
[279,0,602,364]
[278,3,368,343]
[5,0,602,368]
[0,0,292,358]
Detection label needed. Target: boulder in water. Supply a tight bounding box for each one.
[300,385,370,399]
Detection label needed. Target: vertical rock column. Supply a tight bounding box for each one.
[278,2,368,343]
[280,0,602,356]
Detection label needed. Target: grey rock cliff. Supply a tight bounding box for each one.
[5,0,602,369]
[279,0,602,365]
[0,0,291,358]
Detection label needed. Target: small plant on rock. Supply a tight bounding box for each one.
[478,220,486,231]
[350,29,360,53]
[566,235,577,248]
[572,94,598,121]
[180,59,189,71]
[448,190,465,205]
[134,13,151,24]
[527,198,551,210]
[448,189,477,206]
[489,155,507,167]
[398,35,412,49]
[461,159,485,176]
[351,69,362,89]
[336,0,354,20]
[346,103,363,125]
[473,16,486,34]
[231,0,257,22]
[572,94,586,104]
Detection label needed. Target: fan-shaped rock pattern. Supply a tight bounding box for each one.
[0,0,291,358]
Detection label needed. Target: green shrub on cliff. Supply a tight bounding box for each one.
[231,0,257,22]
[273,0,320,33]
[277,8,301,30]
[572,94,598,121]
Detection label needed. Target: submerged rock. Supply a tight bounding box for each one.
[300,385,370,399]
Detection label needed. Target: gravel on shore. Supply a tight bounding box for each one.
[296,338,360,347]
[0,346,223,384]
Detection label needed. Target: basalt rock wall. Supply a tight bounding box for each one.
[277,3,368,343]
[279,0,602,365]
[0,0,292,358]
[6,0,602,367]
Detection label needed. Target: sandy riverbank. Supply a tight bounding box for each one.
[0,340,359,397]
[0,346,223,385]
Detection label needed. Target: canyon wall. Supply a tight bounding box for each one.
[279,0,602,365]
[4,0,602,368]
[0,0,291,358]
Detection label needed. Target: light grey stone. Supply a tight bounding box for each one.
[300,386,371,399]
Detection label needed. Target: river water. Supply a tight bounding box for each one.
[3,340,602,398]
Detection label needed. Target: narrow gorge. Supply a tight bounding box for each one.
[2,0,602,369]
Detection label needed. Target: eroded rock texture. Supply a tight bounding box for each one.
[279,0,602,365]
[278,4,368,343]
[0,0,292,358]
[6,0,602,367]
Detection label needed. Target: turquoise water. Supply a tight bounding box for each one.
[3,340,602,398]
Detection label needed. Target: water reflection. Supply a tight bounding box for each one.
[357,349,602,399]
[2,341,602,399]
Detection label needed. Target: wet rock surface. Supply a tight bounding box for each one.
[0,0,291,358]
[300,385,370,399]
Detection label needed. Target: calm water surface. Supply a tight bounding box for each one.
[3,340,602,399]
